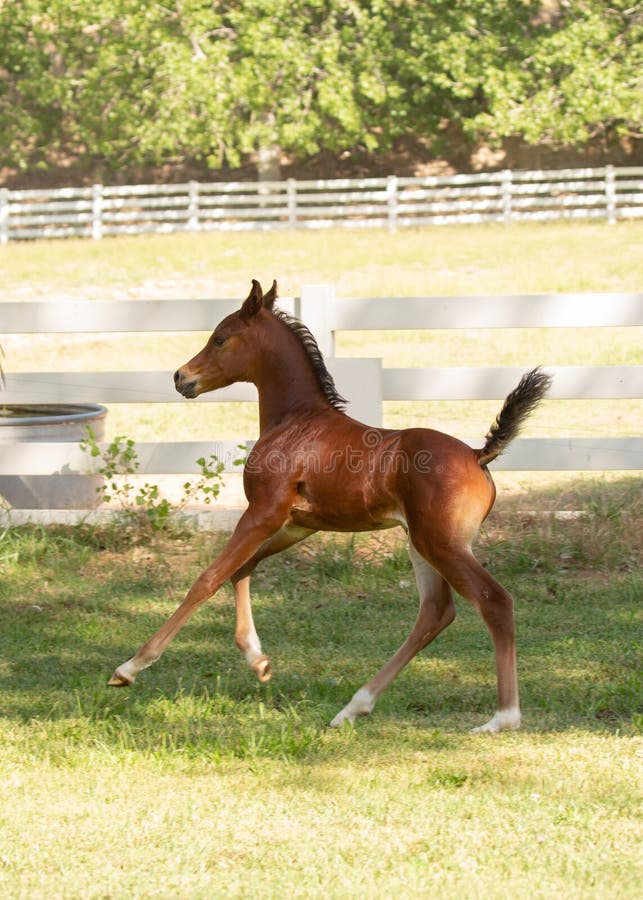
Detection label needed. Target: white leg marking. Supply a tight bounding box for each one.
[110,656,146,685]
[243,631,263,666]
[239,628,271,682]
[471,706,521,734]
[330,688,375,728]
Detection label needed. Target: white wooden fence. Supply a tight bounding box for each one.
[1,289,641,522]
[2,167,642,242]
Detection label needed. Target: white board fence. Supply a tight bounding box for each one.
[1,290,641,522]
[1,167,642,243]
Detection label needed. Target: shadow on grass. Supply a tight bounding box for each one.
[0,476,640,758]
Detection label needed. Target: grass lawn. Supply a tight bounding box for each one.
[2,220,642,300]
[0,475,641,898]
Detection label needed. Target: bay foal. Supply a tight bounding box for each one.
[110,280,551,733]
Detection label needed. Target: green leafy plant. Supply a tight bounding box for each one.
[233,442,251,467]
[80,427,225,534]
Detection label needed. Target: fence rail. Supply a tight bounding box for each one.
[1,167,642,242]
[1,291,641,516]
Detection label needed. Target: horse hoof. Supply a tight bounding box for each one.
[108,669,133,687]
[471,707,521,733]
[253,656,272,683]
[330,688,374,727]
[329,711,354,728]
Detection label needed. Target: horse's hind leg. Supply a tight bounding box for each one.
[231,524,315,682]
[331,542,456,727]
[421,541,521,733]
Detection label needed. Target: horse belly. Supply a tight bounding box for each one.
[288,489,401,533]
[289,507,400,532]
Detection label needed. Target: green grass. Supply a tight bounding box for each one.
[2,221,642,299]
[0,476,641,897]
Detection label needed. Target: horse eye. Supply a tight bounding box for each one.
[213,336,225,347]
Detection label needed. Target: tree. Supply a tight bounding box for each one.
[0,1,640,177]
[469,1,643,147]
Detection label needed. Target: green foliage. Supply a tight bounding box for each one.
[469,1,643,146]
[0,1,639,174]
[79,426,224,534]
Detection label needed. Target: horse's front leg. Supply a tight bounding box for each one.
[108,508,289,686]
[231,524,315,682]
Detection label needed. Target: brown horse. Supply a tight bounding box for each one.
[109,280,552,733]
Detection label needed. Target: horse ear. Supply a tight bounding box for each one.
[263,279,278,311]
[240,279,263,319]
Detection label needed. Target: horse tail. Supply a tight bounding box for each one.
[478,367,552,467]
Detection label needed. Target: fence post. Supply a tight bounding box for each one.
[188,181,199,231]
[387,175,398,232]
[330,358,383,426]
[287,178,297,228]
[300,284,382,425]
[605,165,616,225]
[0,189,9,245]
[502,169,512,225]
[91,184,103,240]
[300,283,335,358]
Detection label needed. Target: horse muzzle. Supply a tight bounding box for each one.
[174,369,199,398]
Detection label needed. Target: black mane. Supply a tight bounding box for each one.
[273,308,347,411]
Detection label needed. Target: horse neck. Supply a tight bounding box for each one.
[253,317,330,432]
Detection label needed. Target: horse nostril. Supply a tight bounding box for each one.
[173,370,181,384]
